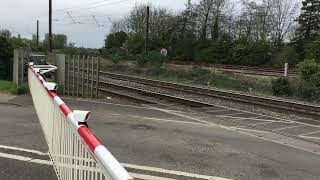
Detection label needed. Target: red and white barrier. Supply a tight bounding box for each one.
[28,65,133,180]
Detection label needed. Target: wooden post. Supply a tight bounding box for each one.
[81,56,85,97]
[77,55,80,97]
[72,55,75,96]
[86,56,90,97]
[67,56,70,95]
[95,57,100,98]
[90,57,94,98]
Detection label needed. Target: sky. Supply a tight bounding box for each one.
[0,0,201,48]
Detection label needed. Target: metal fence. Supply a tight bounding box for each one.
[28,65,133,180]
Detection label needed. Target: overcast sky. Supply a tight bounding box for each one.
[0,0,204,48]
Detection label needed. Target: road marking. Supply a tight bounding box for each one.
[130,173,176,180]
[274,125,305,131]
[122,163,232,180]
[0,152,52,165]
[62,97,155,110]
[217,112,248,117]
[253,121,294,126]
[153,108,320,155]
[299,131,320,136]
[299,136,320,140]
[107,113,210,126]
[217,114,262,119]
[0,145,232,180]
[0,144,48,156]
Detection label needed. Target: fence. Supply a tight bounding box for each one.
[65,55,100,98]
[28,64,133,180]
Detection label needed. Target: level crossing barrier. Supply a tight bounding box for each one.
[28,64,133,180]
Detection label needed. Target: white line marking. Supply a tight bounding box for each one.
[151,108,320,155]
[205,109,230,113]
[217,112,247,116]
[299,131,320,136]
[218,114,262,119]
[299,136,320,140]
[107,113,210,126]
[130,173,176,180]
[253,121,294,126]
[0,152,52,165]
[274,125,305,131]
[0,145,232,180]
[123,163,232,180]
[0,145,48,156]
[62,97,155,110]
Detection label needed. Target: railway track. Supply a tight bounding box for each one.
[168,62,299,77]
[99,71,320,117]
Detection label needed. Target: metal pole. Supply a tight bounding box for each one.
[49,0,52,52]
[72,55,75,96]
[36,20,39,47]
[145,6,150,53]
[81,56,85,97]
[95,57,100,99]
[90,57,94,98]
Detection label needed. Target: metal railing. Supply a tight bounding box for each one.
[28,65,133,180]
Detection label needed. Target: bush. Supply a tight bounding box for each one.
[297,59,319,81]
[136,51,163,68]
[272,77,292,96]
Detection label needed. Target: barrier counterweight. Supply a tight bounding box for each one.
[28,67,133,180]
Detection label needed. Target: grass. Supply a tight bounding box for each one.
[0,80,29,95]
[102,64,274,96]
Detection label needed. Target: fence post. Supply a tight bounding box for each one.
[77,55,80,97]
[81,56,85,97]
[72,55,75,96]
[95,57,100,98]
[67,56,70,95]
[90,57,94,98]
[86,57,90,97]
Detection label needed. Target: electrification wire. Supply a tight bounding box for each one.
[54,0,129,12]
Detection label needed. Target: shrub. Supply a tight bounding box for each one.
[136,51,163,68]
[297,59,319,81]
[272,77,292,96]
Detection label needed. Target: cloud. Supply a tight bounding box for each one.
[0,0,199,48]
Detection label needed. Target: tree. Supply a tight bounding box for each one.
[296,0,320,40]
[270,0,299,47]
[105,31,128,49]
[0,36,13,80]
[43,34,67,50]
[0,29,11,38]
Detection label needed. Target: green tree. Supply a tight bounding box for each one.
[43,34,67,50]
[297,59,319,80]
[104,31,128,49]
[0,36,13,80]
[296,0,320,40]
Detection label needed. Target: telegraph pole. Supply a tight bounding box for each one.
[49,0,52,52]
[145,6,150,53]
[36,20,39,47]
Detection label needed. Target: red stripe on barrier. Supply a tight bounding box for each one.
[59,104,72,116]
[46,89,58,99]
[78,126,102,152]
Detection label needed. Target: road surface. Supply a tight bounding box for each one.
[0,95,319,180]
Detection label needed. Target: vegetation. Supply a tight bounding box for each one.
[0,80,28,95]
[272,78,292,96]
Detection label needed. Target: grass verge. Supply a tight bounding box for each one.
[0,80,29,95]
